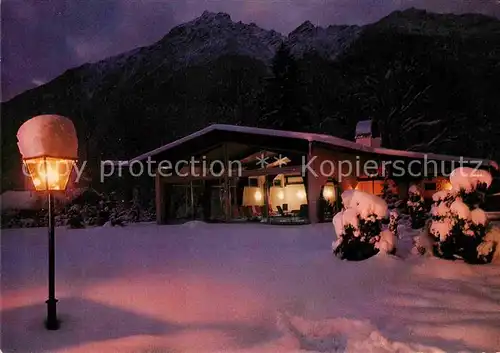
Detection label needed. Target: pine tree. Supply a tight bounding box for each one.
[129,187,141,222]
[407,185,426,229]
[260,43,310,130]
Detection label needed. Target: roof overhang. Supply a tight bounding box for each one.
[122,124,498,170]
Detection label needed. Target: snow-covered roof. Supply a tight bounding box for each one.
[129,124,498,169]
[355,120,373,137]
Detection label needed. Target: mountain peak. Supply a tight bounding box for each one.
[199,11,232,23]
[395,7,428,17]
[297,20,316,31]
[376,8,500,36]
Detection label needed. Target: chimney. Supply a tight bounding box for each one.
[355,120,381,148]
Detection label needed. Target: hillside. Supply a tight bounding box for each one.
[2,9,500,190]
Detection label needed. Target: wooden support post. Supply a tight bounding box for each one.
[155,171,165,224]
[307,142,321,224]
[263,174,270,223]
[190,181,195,219]
[223,144,231,222]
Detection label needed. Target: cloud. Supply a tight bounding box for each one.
[31,79,46,86]
[1,0,499,101]
[1,0,176,100]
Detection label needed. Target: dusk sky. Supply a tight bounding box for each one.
[2,0,499,101]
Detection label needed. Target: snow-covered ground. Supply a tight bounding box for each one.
[2,222,500,353]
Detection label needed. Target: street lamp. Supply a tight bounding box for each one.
[17,114,78,330]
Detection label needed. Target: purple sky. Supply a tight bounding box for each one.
[2,0,499,102]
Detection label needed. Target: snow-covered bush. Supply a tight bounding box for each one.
[478,225,500,263]
[1,189,157,229]
[375,229,397,255]
[412,219,435,256]
[382,179,399,209]
[388,209,400,238]
[430,167,496,264]
[407,184,426,229]
[20,218,36,228]
[67,204,85,229]
[332,190,392,260]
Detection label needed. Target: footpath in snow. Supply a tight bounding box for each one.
[2,222,500,353]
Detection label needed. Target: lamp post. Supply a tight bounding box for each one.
[17,115,78,330]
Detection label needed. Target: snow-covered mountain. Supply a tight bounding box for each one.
[77,11,359,95]
[372,8,500,36]
[82,12,282,82]
[2,9,500,191]
[287,21,361,60]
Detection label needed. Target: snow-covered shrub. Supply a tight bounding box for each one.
[20,218,36,228]
[333,190,391,260]
[430,167,496,264]
[407,184,426,229]
[375,229,397,255]
[412,219,435,256]
[128,190,141,223]
[388,209,400,238]
[478,225,500,263]
[67,204,85,229]
[450,167,492,194]
[55,214,66,227]
[108,202,128,226]
[382,179,399,209]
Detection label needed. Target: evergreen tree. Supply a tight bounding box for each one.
[333,191,392,261]
[260,43,310,130]
[382,178,399,209]
[407,185,426,229]
[431,177,494,264]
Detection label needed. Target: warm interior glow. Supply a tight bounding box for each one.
[24,157,74,191]
[246,183,308,211]
[243,186,264,206]
[323,185,335,201]
[443,182,453,191]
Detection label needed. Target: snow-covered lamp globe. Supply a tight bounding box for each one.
[17,115,78,191]
[16,114,78,331]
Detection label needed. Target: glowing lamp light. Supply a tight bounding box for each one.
[277,190,285,200]
[254,190,263,201]
[443,182,453,191]
[24,157,75,191]
[323,185,335,201]
[296,190,306,200]
[17,115,78,191]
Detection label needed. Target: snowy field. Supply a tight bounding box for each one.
[2,222,500,353]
